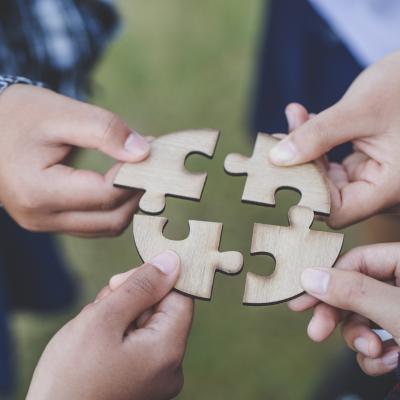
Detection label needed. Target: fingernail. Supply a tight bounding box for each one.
[269,138,299,165]
[301,268,330,295]
[354,337,370,356]
[124,131,150,157]
[285,108,296,132]
[150,250,179,275]
[382,351,399,368]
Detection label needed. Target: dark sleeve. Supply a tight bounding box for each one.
[385,354,400,400]
[0,75,44,94]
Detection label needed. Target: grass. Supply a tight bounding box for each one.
[10,1,379,398]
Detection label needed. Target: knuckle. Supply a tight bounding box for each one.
[167,370,184,398]
[154,354,184,397]
[107,215,129,236]
[100,192,122,211]
[16,215,44,232]
[334,273,366,309]
[99,111,128,146]
[164,348,183,371]
[92,302,120,330]
[15,190,42,213]
[124,273,157,297]
[155,336,185,370]
[309,119,331,149]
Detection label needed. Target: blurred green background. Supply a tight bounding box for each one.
[10,1,387,398]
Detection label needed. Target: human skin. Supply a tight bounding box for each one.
[27,250,194,400]
[0,84,150,237]
[298,244,400,377]
[279,101,400,377]
[269,50,400,229]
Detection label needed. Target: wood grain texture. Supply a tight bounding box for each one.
[114,129,219,214]
[133,214,243,299]
[224,133,331,215]
[243,206,343,305]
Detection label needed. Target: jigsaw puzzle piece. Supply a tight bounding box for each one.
[224,133,331,215]
[243,206,343,305]
[114,129,219,214]
[133,214,243,299]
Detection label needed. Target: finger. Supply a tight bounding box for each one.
[326,163,349,190]
[284,104,330,173]
[357,344,400,376]
[334,243,400,283]
[108,269,155,329]
[300,267,400,340]
[307,303,344,342]
[271,133,287,140]
[141,291,194,351]
[383,204,400,216]
[328,179,386,228]
[95,285,112,303]
[51,97,150,162]
[285,103,310,132]
[98,251,180,329]
[136,309,154,329]
[269,103,364,166]
[288,294,319,311]
[43,163,136,212]
[341,314,383,358]
[50,192,140,237]
[342,152,369,182]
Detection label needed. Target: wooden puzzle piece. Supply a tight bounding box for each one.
[133,214,243,299]
[243,206,343,305]
[224,133,330,214]
[114,129,219,214]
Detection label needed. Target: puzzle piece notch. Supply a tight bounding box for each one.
[224,133,331,215]
[133,214,243,300]
[114,129,220,214]
[243,206,343,305]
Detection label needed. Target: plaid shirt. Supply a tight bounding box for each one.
[0,0,119,396]
[0,0,119,99]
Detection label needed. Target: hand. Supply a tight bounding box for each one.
[26,251,194,400]
[269,50,400,228]
[289,243,400,376]
[0,84,150,236]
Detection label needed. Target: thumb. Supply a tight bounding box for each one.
[55,100,150,162]
[300,268,400,341]
[269,103,364,166]
[98,251,180,329]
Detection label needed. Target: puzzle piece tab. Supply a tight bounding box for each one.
[224,133,330,214]
[114,129,219,214]
[243,206,343,305]
[133,215,243,299]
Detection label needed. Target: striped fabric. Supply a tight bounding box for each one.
[0,74,43,94]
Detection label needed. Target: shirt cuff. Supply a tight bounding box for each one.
[0,75,45,94]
